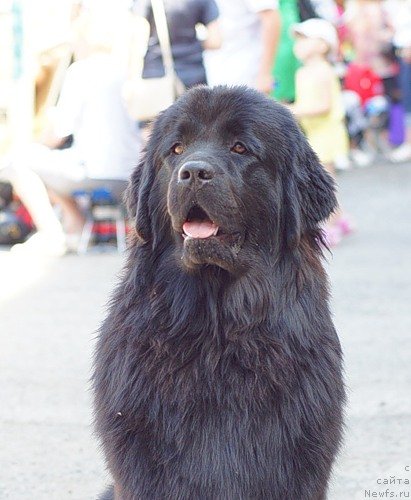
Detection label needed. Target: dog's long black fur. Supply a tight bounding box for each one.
[93,86,345,500]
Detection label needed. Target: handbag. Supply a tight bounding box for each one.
[123,0,185,121]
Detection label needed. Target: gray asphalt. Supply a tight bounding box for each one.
[0,162,410,500]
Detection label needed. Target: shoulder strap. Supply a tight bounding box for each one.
[150,0,175,77]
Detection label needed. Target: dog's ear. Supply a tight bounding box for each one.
[124,150,157,243]
[294,135,337,231]
[126,111,173,242]
[282,132,337,249]
[124,159,143,220]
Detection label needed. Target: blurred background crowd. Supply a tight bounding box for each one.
[0,0,410,255]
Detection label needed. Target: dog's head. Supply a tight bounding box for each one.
[127,86,336,274]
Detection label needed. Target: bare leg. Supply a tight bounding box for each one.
[1,144,86,255]
[48,189,85,234]
[2,165,67,255]
[8,166,63,235]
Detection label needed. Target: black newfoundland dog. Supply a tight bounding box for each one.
[93,86,345,500]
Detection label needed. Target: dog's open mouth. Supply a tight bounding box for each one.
[177,202,244,270]
[182,205,219,240]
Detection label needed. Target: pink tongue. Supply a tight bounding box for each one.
[183,220,218,239]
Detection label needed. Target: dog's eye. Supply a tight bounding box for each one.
[172,143,184,155]
[231,142,247,154]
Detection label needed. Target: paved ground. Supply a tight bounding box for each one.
[0,162,410,500]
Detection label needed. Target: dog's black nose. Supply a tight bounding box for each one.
[178,161,215,184]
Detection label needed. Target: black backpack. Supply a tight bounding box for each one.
[0,181,32,245]
[0,210,32,245]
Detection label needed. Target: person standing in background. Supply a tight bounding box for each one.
[344,0,395,80]
[289,19,351,246]
[204,0,280,94]
[132,0,221,89]
[1,8,141,256]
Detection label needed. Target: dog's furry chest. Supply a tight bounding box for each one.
[112,344,289,487]
[97,331,342,499]
[95,275,343,499]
